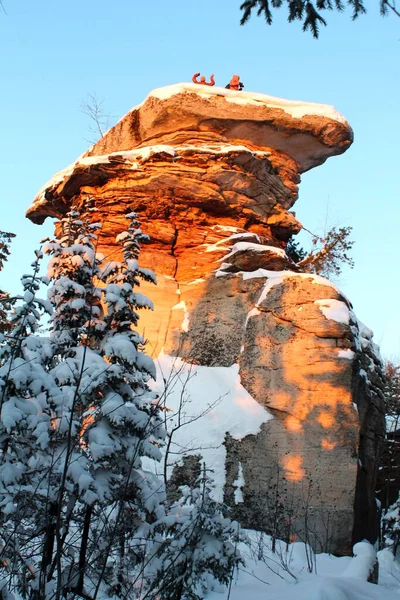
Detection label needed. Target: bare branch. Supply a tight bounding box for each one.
[80,92,113,144]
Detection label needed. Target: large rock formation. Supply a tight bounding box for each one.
[27,83,384,554]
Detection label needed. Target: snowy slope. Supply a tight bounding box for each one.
[205,535,400,600]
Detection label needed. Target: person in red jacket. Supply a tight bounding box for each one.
[192,72,215,86]
[225,75,244,91]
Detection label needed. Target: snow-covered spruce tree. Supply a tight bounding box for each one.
[77,212,165,598]
[40,207,165,600]
[0,206,165,600]
[1,208,246,600]
[0,229,16,333]
[382,492,400,555]
[146,465,244,600]
[0,248,54,599]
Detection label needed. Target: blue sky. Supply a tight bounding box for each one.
[1,0,399,358]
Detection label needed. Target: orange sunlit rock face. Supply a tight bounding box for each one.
[317,411,336,429]
[321,438,337,451]
[27,84,384,555]
[281,454,306,482]
[284,415,304,433]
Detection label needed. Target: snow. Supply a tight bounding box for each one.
[30,140,271,215]
[358,319,374,347]
[174,142,271,158]
[341,542,376,580]
[150,353,273,501]
[378,548,400,591]
[148,83,349,125]
[230,232,261,242]
[249,270,340,306]
[29,146,176,212]
[172,300,190,332]
[233,462,245,504]
[204,237,286,268]
[315,299,350,325]
[222,242,287,261]
[203,535,399,600]
[210,225,240,233]
[246,307,261,325]
[172,301,186,310]
[202,238,232,253]
[338,349,355,360]
[353,318,382,363]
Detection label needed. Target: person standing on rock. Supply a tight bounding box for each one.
[225,75,244,90]
[192,72,215,86]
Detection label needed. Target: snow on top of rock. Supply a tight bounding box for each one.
[231,269,341,305]
[351,317,382,364]
[222,242,287,261]
[230,232,261,242]
[174,143,271,158]
[29,142,272,218]
[30,146,175,214]
[204,236,286,260]
[148,82,349,125]
[211,224,240,233]
[341,542,377,581]
[233,462,245,505]
[315,298,350,325]
[171,300,190,332]
[31,161,80,213]
[357,319,375,349]
[338,349,356,360]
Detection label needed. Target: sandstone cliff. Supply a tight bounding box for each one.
[27,83,384,554]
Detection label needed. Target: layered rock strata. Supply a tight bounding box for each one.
[27,83,384,554]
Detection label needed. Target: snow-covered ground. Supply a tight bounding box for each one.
[206,534,400,599]
[145,350,399,599]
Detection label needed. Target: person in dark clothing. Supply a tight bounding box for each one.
[225,74,244,91]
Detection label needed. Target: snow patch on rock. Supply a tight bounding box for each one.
[233,462,245,504]
[338,349,355,360]
[315,299,350,325]
[172,300,190,333]
[222,242,287,261]
[149,353,273,502]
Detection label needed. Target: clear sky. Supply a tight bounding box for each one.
[1,0,399,358]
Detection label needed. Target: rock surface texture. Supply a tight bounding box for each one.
[27,83,384,554]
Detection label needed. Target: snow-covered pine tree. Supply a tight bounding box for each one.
[0,229,16,334]
[146,464,244,600]
[0,206,165,600]
[73,211,165,598]
[0,248,54,599]
[382,492,400,555]
[39,206,165,599]
[1,207,246,600]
